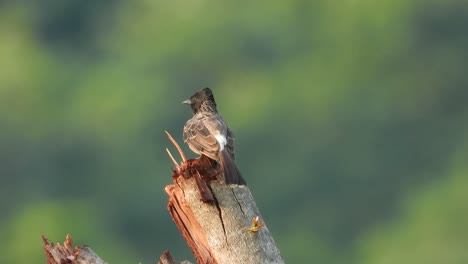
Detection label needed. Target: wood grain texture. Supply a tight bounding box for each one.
[166,176,284,264]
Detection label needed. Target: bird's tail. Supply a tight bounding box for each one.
[219,150,246,185]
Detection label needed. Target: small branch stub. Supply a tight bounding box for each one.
[42,234,106,264]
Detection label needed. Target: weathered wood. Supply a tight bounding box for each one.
[42,235,106,264]
[166,176,284,264]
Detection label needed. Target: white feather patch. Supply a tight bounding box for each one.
[214,132,227,151]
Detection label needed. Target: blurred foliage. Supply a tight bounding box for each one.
[357,143,468,264]
[0,0,467,263]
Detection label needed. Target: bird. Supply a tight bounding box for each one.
[182,87,246,185]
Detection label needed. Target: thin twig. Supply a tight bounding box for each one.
[165,130,187,162]
[166,148,180,171]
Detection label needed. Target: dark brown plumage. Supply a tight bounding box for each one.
[182,88,246,185]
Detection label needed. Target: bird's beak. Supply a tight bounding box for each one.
[182,99,192,105]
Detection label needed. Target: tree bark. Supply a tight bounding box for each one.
[166,176,284,264]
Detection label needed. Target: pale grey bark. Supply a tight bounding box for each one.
[166,177,284,264]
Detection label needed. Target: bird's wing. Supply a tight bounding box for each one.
[183,116,220,160]
[226,128,236,160]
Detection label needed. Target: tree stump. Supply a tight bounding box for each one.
[166,175,284,264]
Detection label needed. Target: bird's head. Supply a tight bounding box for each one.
[182,87,217,114]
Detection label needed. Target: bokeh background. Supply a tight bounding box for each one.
[1,1,468,263]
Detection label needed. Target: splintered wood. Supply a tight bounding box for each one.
[42,235,106,264]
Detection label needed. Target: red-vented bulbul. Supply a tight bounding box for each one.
[182,88,246,185]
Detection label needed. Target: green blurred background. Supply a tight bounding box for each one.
[1,1,468,263]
